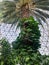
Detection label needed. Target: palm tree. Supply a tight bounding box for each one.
[0,0,49,28]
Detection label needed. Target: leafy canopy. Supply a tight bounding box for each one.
[12,17,41,64]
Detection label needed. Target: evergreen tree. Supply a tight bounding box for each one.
[0,39,15,65]
[12,17,41,65]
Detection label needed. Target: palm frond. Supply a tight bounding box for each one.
[30,10,45,29]
[0,0,49,28]
[0,1,20,24]
[30,0,49,26]
[35,9,49,18]
[36,6,49,11]
[36,1,49,5]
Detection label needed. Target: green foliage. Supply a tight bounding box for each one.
[0,39,15,65]
[41,55,49,65]
[12,17,41,64]
[13,17,41,51]
[0,17,49,65]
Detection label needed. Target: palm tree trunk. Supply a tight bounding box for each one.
[21,3,29,18]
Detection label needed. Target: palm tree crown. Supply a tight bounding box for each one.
[0,0,49,27]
